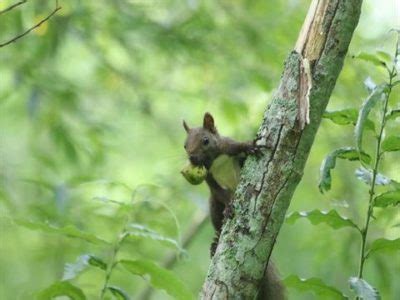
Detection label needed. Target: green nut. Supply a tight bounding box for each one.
[181,161,207,185]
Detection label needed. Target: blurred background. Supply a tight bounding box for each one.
[0,0,399,299]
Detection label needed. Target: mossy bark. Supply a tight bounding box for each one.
[201,0,363,299]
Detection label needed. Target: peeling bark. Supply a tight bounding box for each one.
[201,0,363,299]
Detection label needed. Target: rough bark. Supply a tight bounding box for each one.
[201,0,363,299]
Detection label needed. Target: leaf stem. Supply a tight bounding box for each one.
[357,66,395,279]
[100,228,128,299]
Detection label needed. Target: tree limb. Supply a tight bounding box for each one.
[201,0,363,298]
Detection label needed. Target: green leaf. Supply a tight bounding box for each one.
[126,223,184,253]
[367,238,400,257]
[353,52,386,67]
[355,168,391,186]
[284,275,347,299]
[88,255,107,270]
[337,149,371,162]
[390,180,400,190]
[323,109,358,125]
[120,259,194,300]
[385,109,400,121]
[375,51,392,63]
[63,254,107,280]
[381,135,400,152]
[37,281,86,300]
[355,85,386,153]
[14,219,109,245]
[374,190,400,207]
[107,286,131,300]
[323,109,375,130]
[319,147,371,193]
[286,210,359,230]
[349,277,380,300]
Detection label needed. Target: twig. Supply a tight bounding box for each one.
[100,232,127,300]
[0,1,61,48]
[0,0,27,15]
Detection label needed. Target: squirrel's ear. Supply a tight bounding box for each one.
[203,112,217,133]
[183,120,190,133]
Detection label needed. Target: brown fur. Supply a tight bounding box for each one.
[183,112,285,300]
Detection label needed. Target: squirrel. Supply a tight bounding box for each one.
[182,112,285,300]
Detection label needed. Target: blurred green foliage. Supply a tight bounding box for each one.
[0,0,399,299]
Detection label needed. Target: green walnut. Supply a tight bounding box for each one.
[181,162,207,185]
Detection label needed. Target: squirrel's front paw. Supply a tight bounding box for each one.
[246,139,273,156]
[246,143,264,156]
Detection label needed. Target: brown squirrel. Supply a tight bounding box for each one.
[183,112,285,300]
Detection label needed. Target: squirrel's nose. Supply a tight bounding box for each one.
[189,155,200,165]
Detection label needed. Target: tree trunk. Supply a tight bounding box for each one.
[201,0,363,299]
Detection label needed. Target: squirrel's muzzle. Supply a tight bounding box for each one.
[189,155,201,166]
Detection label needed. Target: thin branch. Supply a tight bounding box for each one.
[0,1,61,48]
[0,0,27,15]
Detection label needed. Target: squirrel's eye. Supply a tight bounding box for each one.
[202,137,209,146]
[184,144,187,149]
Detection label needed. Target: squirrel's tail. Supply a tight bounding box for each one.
[257,261,286,300]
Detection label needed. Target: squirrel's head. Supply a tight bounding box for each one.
[183,112,220,169]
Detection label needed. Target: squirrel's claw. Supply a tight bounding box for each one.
[246,144,264,156]
[246,139,273,156]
